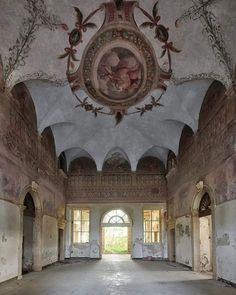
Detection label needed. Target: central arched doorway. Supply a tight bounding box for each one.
[101,209,132,255]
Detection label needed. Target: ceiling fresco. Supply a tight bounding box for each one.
[0,0,235,170]
[60,0,179,123]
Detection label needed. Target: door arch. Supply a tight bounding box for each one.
[192,185,216,276]
[18,184,42,279]
[22,193,35,273]
[101,209,132,255]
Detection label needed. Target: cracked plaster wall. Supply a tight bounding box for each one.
[0,200,20,283]
[215,199,236,283]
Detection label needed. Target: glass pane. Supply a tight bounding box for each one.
[103,214,109,223]
[81,232,89,243]
[152,210,160,221]
[144,232,152,243]
[152,221,159,232]
[103,210,130,224]
[82,210,89,221]
[143,210,151,221]
[74,221,81,231]
[152,231,159,243]
[144,221,151,232]
[73,210,81,221]
[123,214,129,223]
[82,221,89,231]
[143,210,160,244]
[117,209,123,216]
[73,231,81,243]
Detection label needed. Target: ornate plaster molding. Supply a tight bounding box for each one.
[59,0,180,124]
[196,180,204,194]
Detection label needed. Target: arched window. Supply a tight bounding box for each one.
[199,193,211,217]
[102,209,130,225]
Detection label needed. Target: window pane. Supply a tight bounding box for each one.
[73,210,81,221]
[144,221,151,232]
[73,209,90,244]
[152,231,159,243]
[102,210,130,224]
[152,210,159,221]
[145,232,152,243]
[152,221,159,232]
[82,221,89,231]
[143,210,160,244]
[73,231,81,243]
[74,221,81,231]
[143,210,151,221]
[81,232,89,243]
[82,210,89,221]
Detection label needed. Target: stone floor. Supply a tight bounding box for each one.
[0,255,235,295]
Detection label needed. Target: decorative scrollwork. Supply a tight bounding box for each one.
[59,6,102,72]
[59,1,180,124]
[138,1,181,72]
[3,0,62,87]
[175,0,234,87]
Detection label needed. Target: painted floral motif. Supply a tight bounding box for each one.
[175,0,233,87]
[3,0,61,87]
[138,1,181,71]
[59,0,180,124]
[59,6,101,71]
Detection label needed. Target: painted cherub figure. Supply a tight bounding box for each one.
[98,49,142,97]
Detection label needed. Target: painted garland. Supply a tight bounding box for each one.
[59,0,180,124]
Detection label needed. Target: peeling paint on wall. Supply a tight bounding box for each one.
[217,233,230,246]
[0,257,7,265]
[1,234,7,243]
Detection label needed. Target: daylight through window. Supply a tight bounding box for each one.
[143,210,160,243]
[73,209,90,243]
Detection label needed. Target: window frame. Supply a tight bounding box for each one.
[143,209,161,244]
[72,208,90,244]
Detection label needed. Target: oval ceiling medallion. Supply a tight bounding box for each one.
[81,25,158,110]
[60,0,180,123]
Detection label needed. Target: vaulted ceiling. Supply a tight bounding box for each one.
[0,0,235,170]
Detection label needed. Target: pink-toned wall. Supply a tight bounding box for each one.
[0,84,65,216]
[166,82,236,283]
[0,84,66,283]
